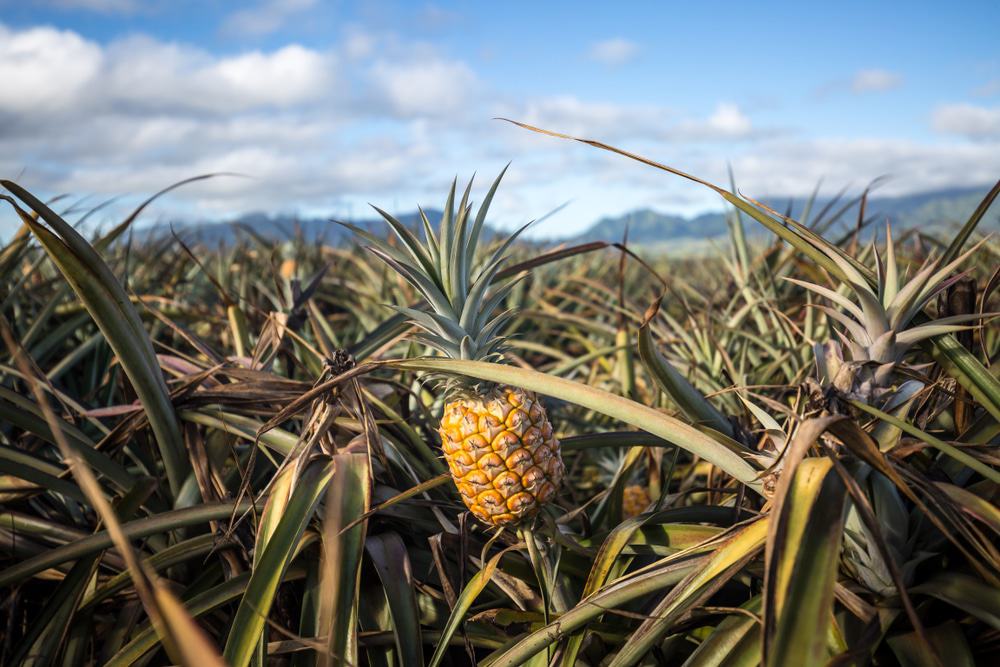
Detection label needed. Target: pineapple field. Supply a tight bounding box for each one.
[0,130,998,667]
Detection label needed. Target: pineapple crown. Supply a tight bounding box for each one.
[342,167,530,386]
[788,225,991,400]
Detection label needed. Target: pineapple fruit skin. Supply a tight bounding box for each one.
[622,485,651,518]
[439,386,563,526]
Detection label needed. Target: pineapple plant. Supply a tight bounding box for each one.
[344,170,564,526]
[789,227,996,594]
[791,228,991,413]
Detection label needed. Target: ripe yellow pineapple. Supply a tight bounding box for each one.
[440,387,561,524]
[345,169,563,526]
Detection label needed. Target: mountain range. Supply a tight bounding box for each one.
[571,185,997,245]
[153,185,997,248]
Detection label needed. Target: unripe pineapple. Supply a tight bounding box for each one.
[795,227,990,407]
[345,169,563,526]
[795,227,993,453]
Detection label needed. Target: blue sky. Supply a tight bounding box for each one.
[1,0,998,236]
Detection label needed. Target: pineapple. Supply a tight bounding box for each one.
[344,170,564,526]
[622,484,651,519]
[278,258,297,279]
[592,448,651,520]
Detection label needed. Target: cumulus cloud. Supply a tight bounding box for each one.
[697,103,753,138]
[588,38,639,66]
[851,69,903,93]
[0,22,483,226]
[0,25,103,113]
[933,104,1000,139]
[370,57,477,117]
[102,38,335,114]
[709,104,751,134]
[221,0,318,37]
[0,28,336,121]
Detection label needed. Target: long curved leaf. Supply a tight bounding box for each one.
[392,358,766,492]
[365,533,424,666]
[318,452,371,667]
[639,299,734,437]
[223,458,334,667]
[763,458,848,667]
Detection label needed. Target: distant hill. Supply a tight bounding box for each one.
[147,209,445,246]
[573,209,728,244]
[573,186,997,244]
[148,185,997,247]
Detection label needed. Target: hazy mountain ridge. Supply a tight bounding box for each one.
[575,186,996,244]
[152,210,437,246]
[154,185,997,246]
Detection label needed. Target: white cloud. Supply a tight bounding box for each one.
[0,28,335,119]
[719,137,998,197]
[221,0,318,37]
[0,22,478,228]
[850,69,902,93]
[504,98,759,143]
[933,104,1000,139]
[588,38,639,66]
[202,45,334,108]
[370,58,477,117]
[0,25,102,113]
[511,95,668,140]
[705,103,752,136]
